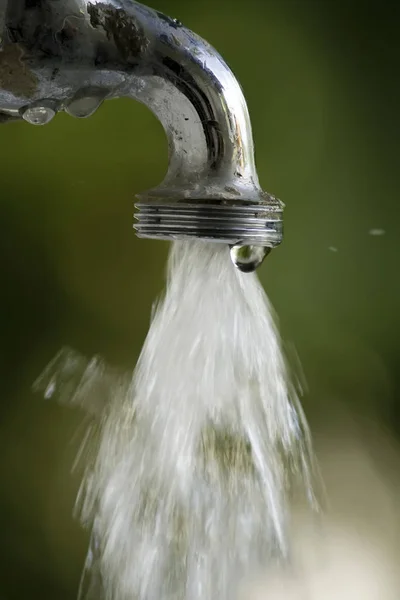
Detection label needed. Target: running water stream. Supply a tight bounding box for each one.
[34,241,317,600]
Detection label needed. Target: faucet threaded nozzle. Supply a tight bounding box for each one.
[134,198,283,247]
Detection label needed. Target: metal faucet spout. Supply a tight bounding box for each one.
[0,0,283,271]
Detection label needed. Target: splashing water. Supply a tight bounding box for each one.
[34,241,317,600]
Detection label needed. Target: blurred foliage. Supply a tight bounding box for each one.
[0,0,399,598]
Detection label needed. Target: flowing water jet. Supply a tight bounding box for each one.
[34,240,318,600]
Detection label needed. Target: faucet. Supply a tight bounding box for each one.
[0,0,283,272]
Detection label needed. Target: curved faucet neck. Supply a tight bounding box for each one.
[1,0,263,198]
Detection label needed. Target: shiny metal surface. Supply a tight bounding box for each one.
[0,0,283,270]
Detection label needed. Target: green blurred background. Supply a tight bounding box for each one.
[1,1,400,597]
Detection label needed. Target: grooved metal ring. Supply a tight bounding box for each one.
[134,203,283,246]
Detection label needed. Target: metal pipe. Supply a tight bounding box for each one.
[0,0,283,271]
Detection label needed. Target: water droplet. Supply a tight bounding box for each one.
[328,246,338,252]
[44,379,56,399]
[22,105,56,125]
[65,95,104,118]
[230,244,271,273]
[369,228,385,236]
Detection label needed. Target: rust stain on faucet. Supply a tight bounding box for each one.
[87,3,149,62]
[0,44,38,98]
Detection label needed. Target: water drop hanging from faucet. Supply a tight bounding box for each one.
[65,88,108,119]
[230,245,272,273]
[21,105,56,126]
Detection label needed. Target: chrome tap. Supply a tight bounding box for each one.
[0,0,283,272]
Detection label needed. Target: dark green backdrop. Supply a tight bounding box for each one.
[1,1,399,598]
